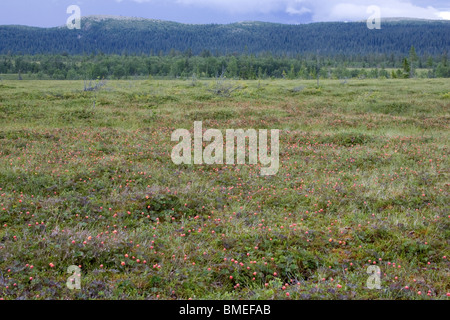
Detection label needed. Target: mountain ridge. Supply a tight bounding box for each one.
[5,15,449,28]
[1,17,449,56]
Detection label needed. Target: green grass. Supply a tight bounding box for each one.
[0,78,449,300]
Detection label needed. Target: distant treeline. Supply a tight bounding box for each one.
[1,48,449,80]
[1,18,449,57]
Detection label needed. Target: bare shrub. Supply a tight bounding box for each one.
[208,70,242,97]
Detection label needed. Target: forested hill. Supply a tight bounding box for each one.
[1,16,449,56]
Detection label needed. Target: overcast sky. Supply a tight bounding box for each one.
[1,0,449,27]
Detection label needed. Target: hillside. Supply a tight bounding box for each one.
[0,16,449,56]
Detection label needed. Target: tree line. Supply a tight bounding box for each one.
[1,18,449,57]
[1,47,449,80]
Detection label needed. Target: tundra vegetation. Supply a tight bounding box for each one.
[0,78,448,300]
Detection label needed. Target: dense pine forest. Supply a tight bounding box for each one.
[1,50,449,80]
[0,16,449,79]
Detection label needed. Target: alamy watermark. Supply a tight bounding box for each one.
[66,265,82,290]
[367,5,381,30]
[171,121,280,176]
[67,5,81,30]
[366,266,381,289]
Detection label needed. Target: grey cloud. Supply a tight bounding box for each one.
[126,0,449,21]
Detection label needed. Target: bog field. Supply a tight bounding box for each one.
[0,78,448,300]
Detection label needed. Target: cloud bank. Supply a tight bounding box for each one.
[124,0,450,21]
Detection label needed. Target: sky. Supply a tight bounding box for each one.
[0,0,449,27]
